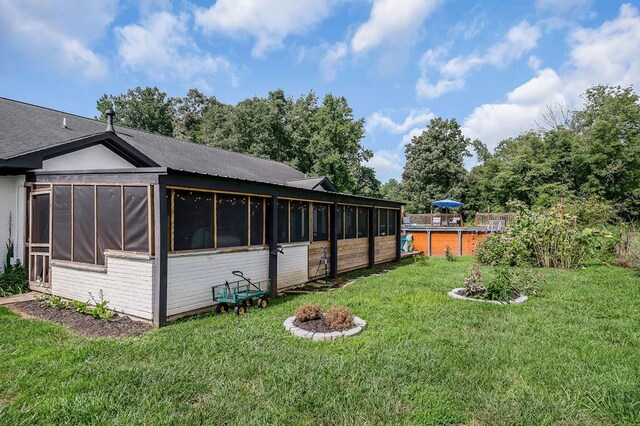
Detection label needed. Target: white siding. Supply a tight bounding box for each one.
[51,257,154,320]
[167,249,269,317]
[0,175,26,267]
[40,144,133,171]
[277,244,308,290]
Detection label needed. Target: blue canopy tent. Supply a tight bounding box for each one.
[430,199,464,226]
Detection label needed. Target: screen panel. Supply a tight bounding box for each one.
[124,186,149,252]
[52,186,71,261]
[73,186,95,263]
[96,186,122,264]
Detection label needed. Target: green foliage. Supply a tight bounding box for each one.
[97,87,174,136]
[0,264,28,297]
[39,291,114,319]
[97,87,378,196]
[444,245,455,262]
[616,225,640,272]
[379,179,404,202]
[70,300,89,314]
[483,266,543,302]
[402,118,471,212]
[88,291,115,320]
[413,253,429,267]
[476,205,612,268]
[463,263,484,297]
[39,295,66,309]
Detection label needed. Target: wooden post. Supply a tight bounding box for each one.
[458,230,463,256]
[395,210,401,262]
[329,202,338,278]
[427,230,432,256]
[368,207,375,268]
[153,181,168,327]
[268,195,278,298]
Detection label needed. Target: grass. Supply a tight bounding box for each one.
[1,257,639,425]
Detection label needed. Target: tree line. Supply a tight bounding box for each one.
[97,84,640,222]
[96,87,379,196]
[384,85,640,221]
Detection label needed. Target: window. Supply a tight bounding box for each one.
[388,209,397,236]
[217,194,248,248]
[357,207,368,238]
[378,209,388,236]
[96,186,122,264]
[344,205,357,239]
[313,204,329,241]
[52,186,71,261]
[173,190,213,251]
[250,198,264,245]
[290,201,309,242]
[73,186,95,263]
[336,205,343,239]
[277,200,289,243]
[31,193,50,244]
[124,187,149,252]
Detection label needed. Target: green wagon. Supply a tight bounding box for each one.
[212,271,271,315]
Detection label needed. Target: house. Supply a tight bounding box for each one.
[0,98,402,325]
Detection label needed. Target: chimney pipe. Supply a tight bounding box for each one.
[105,109,115,132]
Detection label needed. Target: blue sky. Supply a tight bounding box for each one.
[2,0,639,182]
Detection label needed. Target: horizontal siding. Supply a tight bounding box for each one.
[51,257,154,320]
[167,249,269,316]
[308,241,331,280]
[431,232,458,256]
[277,244,308,290]
[374,236,396,264]
[337,238,369,273]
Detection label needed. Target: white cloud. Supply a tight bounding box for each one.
[463,68,566,150]
[417,20,542,98]
[401,127,425,147]
[463,4,640,154]
[351,0,440,54]
[367,109,435,134]
[320,42,348,81]
[366,150,404,181]
[194,0,336,57]
[0,0,115,79]
[116,12,237,86]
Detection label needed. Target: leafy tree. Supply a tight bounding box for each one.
[172,89,216,142]
[309,94,378,195]
[379,179,404,202]
[96,86,174,136]
[402,118,471,212]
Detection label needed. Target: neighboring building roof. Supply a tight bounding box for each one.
[0,97,310,186]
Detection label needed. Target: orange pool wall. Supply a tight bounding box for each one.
[407,230,488,256]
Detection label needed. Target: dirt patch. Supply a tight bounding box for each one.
[10,300,152,338]
[293,318,354,333]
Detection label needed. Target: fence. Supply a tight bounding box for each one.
[474,213,517,227]
[406,213,463,227]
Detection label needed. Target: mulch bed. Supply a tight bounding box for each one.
[10,300,152,338]
[293,318,353,333]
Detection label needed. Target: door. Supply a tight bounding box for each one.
[29,192,51,287]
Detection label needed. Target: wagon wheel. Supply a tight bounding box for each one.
[234,305,246,316]
[245,298,253,307]
[257,297,269,308]
[215,303,228,314]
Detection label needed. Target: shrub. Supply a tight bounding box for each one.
[0,263,28,297]
[295,303,322,322]
[616,225,640,272]
[323,305,354,331]
[413,254,429,267]
[463,263,485,297]
[476,205,610,268]
[444,245,455,262]
[484,267,544,302]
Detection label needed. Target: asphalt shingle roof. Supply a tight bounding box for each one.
[0,97,307,185]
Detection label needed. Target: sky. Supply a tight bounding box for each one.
[1,0,639,183]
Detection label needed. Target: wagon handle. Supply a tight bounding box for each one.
[232,270,244,277]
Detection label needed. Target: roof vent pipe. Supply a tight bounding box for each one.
[62,117,67,128]
[105,109,115,132]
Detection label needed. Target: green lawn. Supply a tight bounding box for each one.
[1,257,639,425]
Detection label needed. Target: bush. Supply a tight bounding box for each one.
[323,305,354,331]
[476,205,610,268]
[0,264,28,297]
[295,303,322,322]
[463,263,485,297]
[616,225,640,272]
[444,245,455,262]
[484,267,544,302]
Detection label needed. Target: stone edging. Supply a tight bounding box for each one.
[448,288,528,305]
[283,316,366,341]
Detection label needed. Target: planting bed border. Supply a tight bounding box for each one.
[283,316,366,341]
[448,288,528,305]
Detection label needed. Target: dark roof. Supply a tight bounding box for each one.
[0,97,308,186]
[286,177,336,192]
